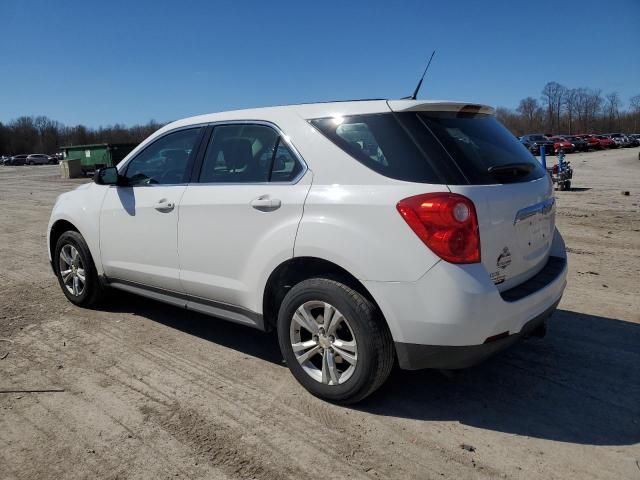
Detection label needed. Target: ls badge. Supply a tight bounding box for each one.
[490,247,512,285]
[497,247,512,270]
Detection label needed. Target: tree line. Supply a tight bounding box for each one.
[0,117,165,156]
[2,82,640,155]
[497,82,640,136]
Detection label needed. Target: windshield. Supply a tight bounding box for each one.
[310,112,545,185]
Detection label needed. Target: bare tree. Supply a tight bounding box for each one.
[604,92,621,131]
[563,88,579,134]
[541,81,566,132]
[627,95,640,131]
[517,97,542,130]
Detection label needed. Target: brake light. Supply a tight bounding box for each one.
[396,193,480,264]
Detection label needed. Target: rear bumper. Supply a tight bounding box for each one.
[364,228,567,369]
[394,298,559,370]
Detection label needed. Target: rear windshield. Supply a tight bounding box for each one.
[310,112,546,185]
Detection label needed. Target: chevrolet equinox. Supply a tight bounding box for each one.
[47,100,567,403]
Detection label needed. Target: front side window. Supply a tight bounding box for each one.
[199,124,302,183]
[123,128,202,186]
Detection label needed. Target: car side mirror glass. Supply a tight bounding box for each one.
[94,167,120,185]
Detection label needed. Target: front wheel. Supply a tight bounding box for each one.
[277,278,394,404]
[54,231,106,307]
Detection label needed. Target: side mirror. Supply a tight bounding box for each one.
[94,166,121,185]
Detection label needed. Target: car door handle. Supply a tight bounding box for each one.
[250,196,281,212]
[154,198,175,212]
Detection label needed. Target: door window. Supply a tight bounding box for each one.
[123,128,202,186]
[269,140,303,182]
[199,124,302,183]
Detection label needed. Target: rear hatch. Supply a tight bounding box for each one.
[448,179,555,290]
[388,101,555,290]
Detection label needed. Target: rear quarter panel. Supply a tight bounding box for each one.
[294,183,446,282]
[289,114,448,282]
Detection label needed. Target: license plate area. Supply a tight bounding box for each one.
[515,198,555,256]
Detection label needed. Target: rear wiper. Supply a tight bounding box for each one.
[487,163,534,177]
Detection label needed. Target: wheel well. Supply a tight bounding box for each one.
[262,257,383,330]
[49,220,78,258]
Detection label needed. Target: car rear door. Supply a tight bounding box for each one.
[99,127,205,293]
[177,122,311,321]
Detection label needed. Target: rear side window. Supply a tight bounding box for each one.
[310,115,442,183]
[199,124,303,183]
[311,113,545,185]
[268,140,303,182]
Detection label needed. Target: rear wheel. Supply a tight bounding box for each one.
[54,231,106,307]
[277,278,394,404]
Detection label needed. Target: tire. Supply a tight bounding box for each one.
[54,231,106,307]
[277,277,394,404]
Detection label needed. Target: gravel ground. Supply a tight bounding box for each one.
[1,148,639,480]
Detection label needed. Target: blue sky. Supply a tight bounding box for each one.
[1,0,638,127]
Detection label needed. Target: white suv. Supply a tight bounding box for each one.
[47,100,567,403]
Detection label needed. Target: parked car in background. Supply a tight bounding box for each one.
[595,135,617,148]
[577,134,604,149]
[47,99,567,403]
[628,134,640,147]
[608,133,630,148]
[548,136,575,153]
[0,155,9,165]
[5,154,30,165]
[562,135,589,152]
[26,154,55,165]
[520,134,555,155]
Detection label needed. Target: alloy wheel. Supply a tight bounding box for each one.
[59,244,86,296]
[289,300,358,385]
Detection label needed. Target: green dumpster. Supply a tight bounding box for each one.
[60,143,136,173]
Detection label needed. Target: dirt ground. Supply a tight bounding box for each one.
[1,148,639,480]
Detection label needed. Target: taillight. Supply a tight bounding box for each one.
[396,193,480,264]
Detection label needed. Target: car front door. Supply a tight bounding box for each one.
[178,123,311,322]
[100,127,204,292]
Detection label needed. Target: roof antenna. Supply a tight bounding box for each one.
[404,50,436,100]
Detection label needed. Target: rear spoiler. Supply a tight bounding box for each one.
[387,100,495,116]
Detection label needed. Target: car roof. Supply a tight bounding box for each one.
[161,99,495,131]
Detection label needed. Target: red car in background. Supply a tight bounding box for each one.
[594,135,617,148]
[578,134,607,149]
[548,136,575,153]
